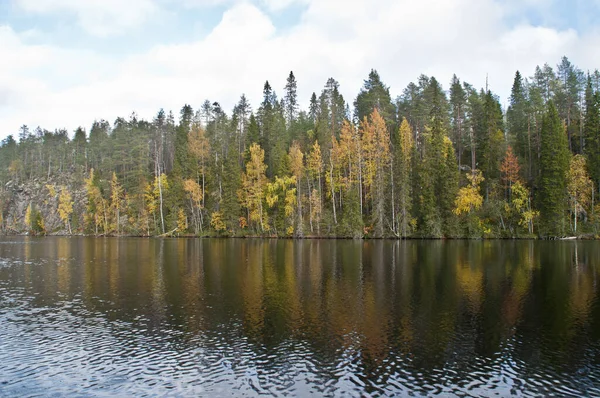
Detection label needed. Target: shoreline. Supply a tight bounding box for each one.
[2,233,598,241]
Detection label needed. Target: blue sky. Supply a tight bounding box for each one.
[0,0,599,140]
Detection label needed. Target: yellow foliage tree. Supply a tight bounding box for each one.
[288,142,304,235]
[396,118,414,237]
[45,185,57,204]
[241,143,268,232]
[567,154,594,233]
[266,175,297,234]
[58,186,74,234]
[183,178,204,234]
[84,169,108,235]
[110,172,124,235]
[360,109,391,236]
[306,140,323,233]
[188,124,210,208]
[24,202,32,231]
[177,208,187,235]
[454,170,484,215]
[210,211,226,233]
[144,174,168,234]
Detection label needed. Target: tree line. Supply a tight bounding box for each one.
[1,56,600,238]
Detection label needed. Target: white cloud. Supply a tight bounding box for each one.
[2,0,600,140]
[15,0,159,37]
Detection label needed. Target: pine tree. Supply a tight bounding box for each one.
[537,101,570,236]
[174,104,193,177]
[555,57,583,152]
[449,75,467,169]
[233,94,250,155]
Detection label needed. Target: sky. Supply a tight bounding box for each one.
[1,0,600,140]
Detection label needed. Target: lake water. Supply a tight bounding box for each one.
[0,237,599,397]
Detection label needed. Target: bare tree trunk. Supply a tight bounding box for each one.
[330,155,337,225]
[307,176,313,233]
[158,173,165,235]
[390,161,396,235]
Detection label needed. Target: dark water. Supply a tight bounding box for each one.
[0,238,599,397]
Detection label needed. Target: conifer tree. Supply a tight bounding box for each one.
[507,71,531,181]
[449,75,467,169]
[415,77,453,237]
[537,101,570,236]
[584,75,600,191]
[394,118,414,237]
[354,70,396,130]
[283,71,298,127]
[221,136,242,234]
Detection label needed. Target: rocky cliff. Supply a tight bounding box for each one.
[1,177,87,235]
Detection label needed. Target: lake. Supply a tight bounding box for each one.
[0,237,599,396]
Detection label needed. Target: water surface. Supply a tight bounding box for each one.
[0,237,599,396]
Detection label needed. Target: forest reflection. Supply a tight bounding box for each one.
[2,237,599,390]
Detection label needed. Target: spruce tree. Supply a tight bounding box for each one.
[537,101,570,236]
[354,69,396,130]
[507,71,530,180]
[584,75,600,191]
[415,77,449,237]
[283,71,298,127]
[221,135,242,234]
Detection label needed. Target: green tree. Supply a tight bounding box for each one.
[415,77,456,237]
[584,75,600,191]
[221,137,242,234]
[537,101,570,236]
[507,71,531,181]
[394,118,414,237]
[449,75,467,169]
[283,71,298,127]
[354,69,396,130]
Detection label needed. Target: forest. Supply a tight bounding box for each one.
[1,56,599,238]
